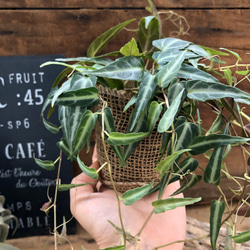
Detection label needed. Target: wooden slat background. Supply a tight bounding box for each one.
[1,0,249,198]
[1,1,250,57]
[0,0,250,8]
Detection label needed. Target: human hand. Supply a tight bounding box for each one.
[70,146,186,249]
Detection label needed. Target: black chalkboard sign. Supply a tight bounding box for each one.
[0,55,76,238]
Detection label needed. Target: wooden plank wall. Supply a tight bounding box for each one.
[1,0,250,202]
[1,0,250,57]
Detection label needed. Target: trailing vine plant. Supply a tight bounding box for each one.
[35,1,250,249]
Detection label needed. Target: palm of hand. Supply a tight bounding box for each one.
[70,161,186,249]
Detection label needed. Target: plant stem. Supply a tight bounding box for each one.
[154,234,209,249]
[53,150,63,250]
[100,102,127,245]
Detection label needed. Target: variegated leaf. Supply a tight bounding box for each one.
[155,149,191,175]
[97,108,126,166]
[85,56,144,81]
[158,89,185,133]
[107,132,149,146]
[189,134,249,155]
[178,64,219,83]
[137,16,159,54]
[187,80,250,102]
[210,200,225,250]
[153,197,201,214]
[152,37,191,51]
[155,51,186,88]
[87,19,135,57]
[72,110,97,155]
[129,71,156,131]
[123,109,147,161]
[55,87,99,107]
[122,181,154,205]
[146,101,163,133]
[204,123,229,185]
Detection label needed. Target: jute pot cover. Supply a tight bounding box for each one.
[95,85,162,193]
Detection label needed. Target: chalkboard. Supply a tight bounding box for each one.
[0,55,76,238]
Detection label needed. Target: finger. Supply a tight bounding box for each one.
[70,160,100,216]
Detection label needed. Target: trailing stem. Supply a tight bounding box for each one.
[53,150,63,250]
[101,101,127,245]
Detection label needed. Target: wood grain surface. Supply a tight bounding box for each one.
[0,0,250,8]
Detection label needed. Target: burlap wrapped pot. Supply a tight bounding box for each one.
[95,85,162,193]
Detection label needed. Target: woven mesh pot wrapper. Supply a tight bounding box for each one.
[95,85,162,193]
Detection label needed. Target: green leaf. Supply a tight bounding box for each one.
[171,175,202,196]
[155,50,187,88]
[51,78,71,107]
[129,71,156,131]
[72,110,98,155]
[153,37,191,51]
[231,230,250,244]
[51,73,96,107]
[100,77,124,90]
[153,50,198,65]
[236,70,250,76]
[188,44,210,58]
[120,38,140,56]
[97,108,126,166]
[34,157,55,170]
[55,87,99,107]
[123,109,148,161]
[87,19,135,57]
[160,132,171,156]
[58,183,93,191]
[200,45,229,56]
[187,80,250,102]
[123,95,137,112]
[158,89,185,133]
[223,68,233,86]
[210,200,225,250]
[167,82,186,106]
[152,197,201,214]
[42,116,60,134]
[178,63,219,83]
[137,16,159,54]
[59,106,87,151]
[172,117,198,153]
[155,149,191,175]
[77,155,98,179]
[220,48,242,61]
[57,139,76,160]
[41,87,58,114]
[146,101,163,133]
[206,111,224,134]
[86,56,144,81]
[204,124,230,185]
[188,134,249,155]
[56,56,113,65]
[107,132,149,146]
[69,73,96,90]
[122,181,154,205]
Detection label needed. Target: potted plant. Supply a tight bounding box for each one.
[35,1,250,249]
[0,195,19,250]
